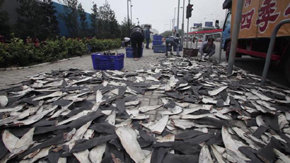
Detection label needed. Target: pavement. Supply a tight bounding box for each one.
[1,41,289,90]
[0,47,166,90]
[189,41,290,88]
[1,43,289,162]
[0,46,170,110]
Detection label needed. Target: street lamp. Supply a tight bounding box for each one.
[131,5,133,24]
[127,0,130,23]
[176,0,180,56]
[127,0,131,35]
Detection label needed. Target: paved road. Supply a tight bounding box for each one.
[0,47,165,90]
[187,41,289,87]
[1,41,289,90]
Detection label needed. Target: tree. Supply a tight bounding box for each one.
[161,31,173,38]
[0,0,10,37]
[15,0,58,40]
[120,17,134,39]
[16,0,41,39]
[98,1,120,39]
[161,30,183,38]
[90,3,98,37]
[78,3,88,37]
[62,0,79,37]
[40,0,59,38]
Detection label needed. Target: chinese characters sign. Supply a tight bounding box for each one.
[232,0,290,38]
[256,0,280,33]
[285,4,290,16]
[241,9,255,29]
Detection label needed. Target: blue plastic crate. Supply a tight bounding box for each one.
[153,35,163,41]
[153,40,163,46]
[153,45,166,53]
[126,47,143,58]
[91,53,124,70]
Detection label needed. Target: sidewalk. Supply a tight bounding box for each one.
[0,47,166,90]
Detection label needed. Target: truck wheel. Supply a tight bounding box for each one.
[285,56,290,84]
[225,41,242,61]
[236,53,242,58]
[225,41,231,61]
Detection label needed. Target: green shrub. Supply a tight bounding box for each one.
[0,43,9,67]
[87,38,121,52]
[6,38,33,67]
[0,37,122,68]
[65,38,87,57]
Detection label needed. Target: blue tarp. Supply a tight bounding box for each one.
[52,2,92,37]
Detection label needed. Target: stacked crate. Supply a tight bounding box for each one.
[152,35,166,53]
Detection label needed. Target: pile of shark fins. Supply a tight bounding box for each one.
[0,58,290,163]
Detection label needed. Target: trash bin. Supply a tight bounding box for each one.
[183,48,199,58]
[126,47,143,58]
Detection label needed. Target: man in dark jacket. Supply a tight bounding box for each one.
[130,26,144,61]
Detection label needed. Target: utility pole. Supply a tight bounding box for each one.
[176,0,180,56]
[170,19,172,32]
[186,1,193,48]
[181,0,185,48]
[172,7,177,35]
[127,0,130,35]
[186,0,191,48]
[130,1,133,24]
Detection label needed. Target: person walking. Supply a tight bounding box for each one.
[199,38,216,61]
[144,27,151,49]
[130,26,144,61]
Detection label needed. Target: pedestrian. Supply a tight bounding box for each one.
[165,35,181,57]
[199,38,216,61]
[130,26,144,61]
[165,36,176,57]
[144,27,151,49]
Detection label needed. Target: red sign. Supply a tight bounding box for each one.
[256,0,280,33]
[232,0,290,38]
[241,9,255,29]
[285,4,290,16]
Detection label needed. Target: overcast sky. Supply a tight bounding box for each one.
[55,0,226,33]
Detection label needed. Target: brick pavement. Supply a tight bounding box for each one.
[0,47,171,120]
[0,47,166,90]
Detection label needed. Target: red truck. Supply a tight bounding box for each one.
[222,0,290,82]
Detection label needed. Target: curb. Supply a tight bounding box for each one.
[0,56,83,71]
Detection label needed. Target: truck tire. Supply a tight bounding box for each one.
[225,41,231,61]
[285,56,290,84]
[225,41,242,61]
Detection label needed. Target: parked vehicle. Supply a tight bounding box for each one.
[222,0,290,82]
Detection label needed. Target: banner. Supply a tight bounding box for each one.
[232,0,290,38]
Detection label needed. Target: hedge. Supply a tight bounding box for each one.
[0,37,121,68]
